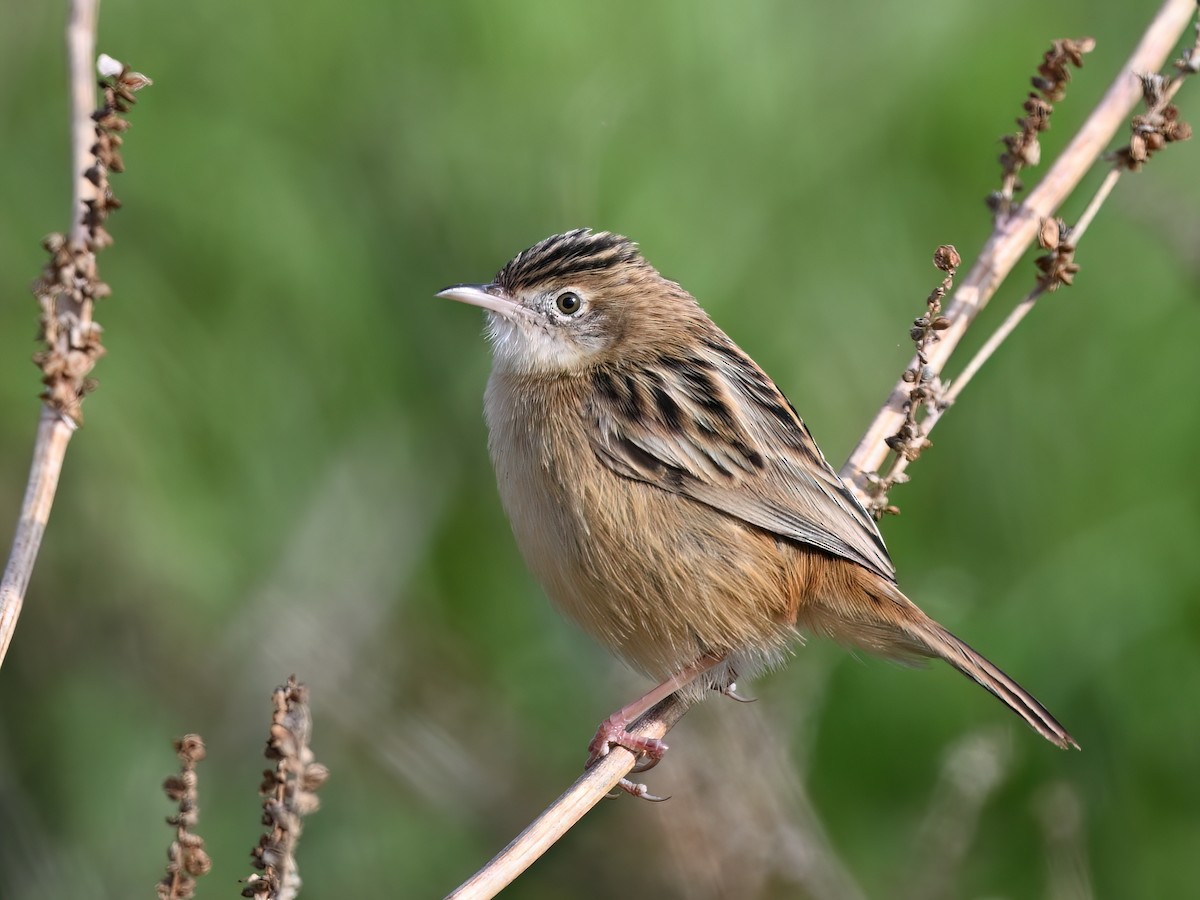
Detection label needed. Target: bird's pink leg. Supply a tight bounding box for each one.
[586,653,727,775]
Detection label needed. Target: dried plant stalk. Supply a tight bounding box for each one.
[840,0,1197,498]
[0,0,151,668]
[243,677,329,900]
[862,13,1196,514]
[157,735,212,900]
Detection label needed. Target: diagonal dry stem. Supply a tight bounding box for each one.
[877,47,1194,495]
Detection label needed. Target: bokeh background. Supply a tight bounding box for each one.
[1,1,1198,897]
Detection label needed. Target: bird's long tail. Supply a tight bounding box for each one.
[902,616,1078,750]
[797,557,1077,749]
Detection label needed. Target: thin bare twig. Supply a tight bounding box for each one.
[67,0,102,250]
[0,0,150,668]
[446,4,1198,897]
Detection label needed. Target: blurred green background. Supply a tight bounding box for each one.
[1,1,1198,897]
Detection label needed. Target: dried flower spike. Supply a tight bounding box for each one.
[867,246,959,517]
[242,676,327,900]
[991,37,1094,218]
[30,55,151,422]
[157,735,211,900]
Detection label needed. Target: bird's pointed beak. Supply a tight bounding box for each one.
[436,283,520,319]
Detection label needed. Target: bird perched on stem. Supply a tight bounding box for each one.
[439,229,1075,798]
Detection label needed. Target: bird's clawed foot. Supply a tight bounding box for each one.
[713,680,756,703]
[609,778,669,802]
[586,713,669,767]
[583,655,730,801]
[586,713,670,801]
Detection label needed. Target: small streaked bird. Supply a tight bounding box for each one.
[439,229,1075,796]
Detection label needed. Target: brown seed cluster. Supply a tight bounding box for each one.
[243,677,328,900]
[1113,72,1193,171]
[989,38,1095,219]
[30,58,151,422]
[1034,217,1080,292]
[157,735,212,900]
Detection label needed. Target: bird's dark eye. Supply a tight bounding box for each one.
[555,291,583,316]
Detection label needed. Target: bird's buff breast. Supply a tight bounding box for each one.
[484,371,795,682]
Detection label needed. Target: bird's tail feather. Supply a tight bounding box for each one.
[797,559,1076,749]
[905,617,1078,750]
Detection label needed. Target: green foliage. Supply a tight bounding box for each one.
[1,1,1197,897]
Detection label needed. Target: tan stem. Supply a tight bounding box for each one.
[944,289,1042,411]
[68,0,100,249]
[0,410,77,665]
[1072,167,1122,242]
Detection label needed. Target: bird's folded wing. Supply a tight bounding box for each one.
[587,342,895,583]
